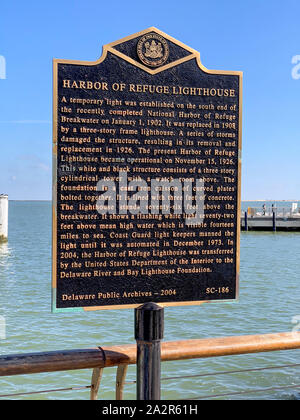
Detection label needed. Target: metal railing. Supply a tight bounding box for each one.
[0,331,299,400]
[243,206,300,218]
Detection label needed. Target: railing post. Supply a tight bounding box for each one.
[135,302,164,400]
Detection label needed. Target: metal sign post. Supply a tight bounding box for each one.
[135,302,164,400]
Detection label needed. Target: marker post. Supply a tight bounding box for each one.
[135,302,164,400]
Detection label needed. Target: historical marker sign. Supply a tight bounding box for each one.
[52,27,242,312]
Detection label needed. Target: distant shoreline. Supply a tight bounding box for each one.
[242,200,300,202]
[8,200,51,202]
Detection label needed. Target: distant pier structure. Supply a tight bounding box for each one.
[242,203,300,231]
[0,194,8,241]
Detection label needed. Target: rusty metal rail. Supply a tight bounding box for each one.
[0,332,299,399]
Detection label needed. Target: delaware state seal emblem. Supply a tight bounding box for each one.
[137,33,169,67]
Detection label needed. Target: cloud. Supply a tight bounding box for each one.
[17,154,51,173]
[0,55,6,80]
[37,163,50,172]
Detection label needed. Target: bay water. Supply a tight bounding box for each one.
[0,201,299,400]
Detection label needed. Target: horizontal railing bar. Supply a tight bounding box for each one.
[124,362,300,384]
[0,348,108,376]
[0,385,91,398]
[186,383,300,400]
[159,332,300,362]
[0,332,299,377]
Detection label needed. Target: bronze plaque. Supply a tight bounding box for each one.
[52,27,242,312]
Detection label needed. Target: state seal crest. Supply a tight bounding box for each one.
[137,33,169,67]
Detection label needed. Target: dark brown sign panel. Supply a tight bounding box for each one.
[52,27,242,312]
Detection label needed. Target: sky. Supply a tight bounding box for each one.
[0,0,299,201]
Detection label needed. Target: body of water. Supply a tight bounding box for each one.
[0,201,299,400]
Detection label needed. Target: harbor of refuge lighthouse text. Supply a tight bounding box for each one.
[56,78,239,304]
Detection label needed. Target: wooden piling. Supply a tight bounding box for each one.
[244,211,248,231]
[272,211,276,232]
